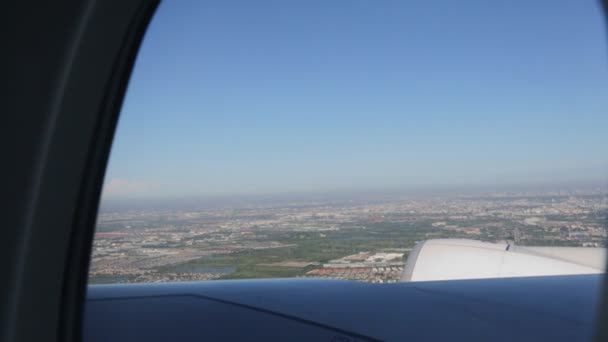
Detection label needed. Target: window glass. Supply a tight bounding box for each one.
[90,0,608,284]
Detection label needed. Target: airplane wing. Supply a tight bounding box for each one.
[85,274,601,341]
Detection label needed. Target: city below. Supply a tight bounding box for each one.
[89,186,607,284]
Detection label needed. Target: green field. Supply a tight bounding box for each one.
[161,222,436,279]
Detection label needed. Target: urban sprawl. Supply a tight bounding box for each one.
[90,189,607,284]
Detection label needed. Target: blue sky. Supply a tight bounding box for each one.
[103,0,608,199]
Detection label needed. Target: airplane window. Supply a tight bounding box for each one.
[89,0,608,284]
